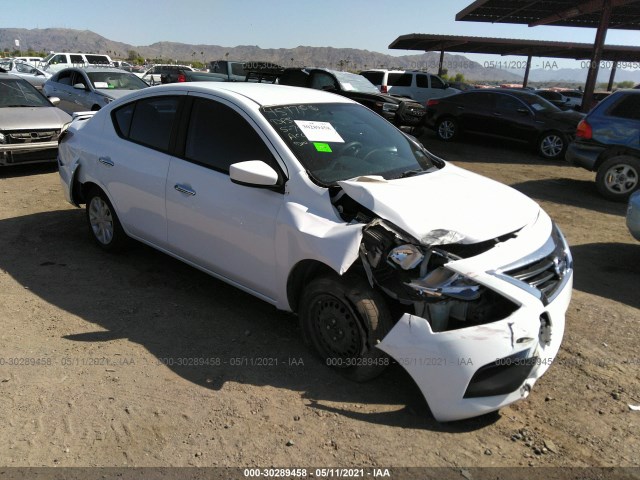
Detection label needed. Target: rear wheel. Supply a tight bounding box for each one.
[596,155,640,202]
[435,117,458,141]
[85,187,127,251]
[299,274,392,382]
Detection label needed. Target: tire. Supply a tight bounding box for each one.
[596,155,640,202]
[538,131,567,160]
[435,117,458,141]
[299,274,393,382]
[85,187,128,251]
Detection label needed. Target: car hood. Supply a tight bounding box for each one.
[0,106,70,130]
[337,164,540,245]
[95,89,137,100]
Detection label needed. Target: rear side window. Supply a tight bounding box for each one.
[116,96,181,152]
[416,74,429,88]
[70,55,84,64]
[608,95,640,120]
[387,73,412,87]
[360,71,383,85]
[85,55,110,65]
[184,98,274,173]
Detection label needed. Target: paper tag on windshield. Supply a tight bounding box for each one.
[294,121,344,143]
[93,82,109,89]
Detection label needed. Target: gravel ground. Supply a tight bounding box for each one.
[0,130,638,474]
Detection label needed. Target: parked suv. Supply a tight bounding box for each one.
[278,68,426,133]
[566,89,640,201]
[360,69,459,105]
[40,52,112,73]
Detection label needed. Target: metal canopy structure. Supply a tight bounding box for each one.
[456,0,640,29]
[455,0,640,109]
[389,34,640,61]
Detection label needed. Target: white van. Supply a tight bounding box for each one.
[40,52,112,73]
[360,69,459,105]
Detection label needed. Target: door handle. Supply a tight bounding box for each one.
[174,184,196,196]
[98,156,114,167]
[456,106,464,109]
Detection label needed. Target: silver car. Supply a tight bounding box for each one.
[43,67,148,113]
[627,191,640,241]
[0,59,51,89]
[0,73,71,166]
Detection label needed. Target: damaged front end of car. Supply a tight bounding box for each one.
[330,186,573,422]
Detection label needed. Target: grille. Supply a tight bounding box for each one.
[503,252,568,303]
[7,130,59,144]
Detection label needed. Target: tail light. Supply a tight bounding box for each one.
[178,73,186,82]
[381,85,388,93]
[427,99,440,108]
[575,119,592,139]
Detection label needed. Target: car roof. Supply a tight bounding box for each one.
[147,82,355,107]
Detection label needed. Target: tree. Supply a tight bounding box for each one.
[127,50,139,62]
[616,80,635,89]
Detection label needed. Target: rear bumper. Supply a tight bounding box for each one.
[566,142,603,171]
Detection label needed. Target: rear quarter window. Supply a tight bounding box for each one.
[607,95,640,121]
[387,73,412,87]
[361,71,383,85]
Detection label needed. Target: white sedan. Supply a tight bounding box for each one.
[58,83,573,422]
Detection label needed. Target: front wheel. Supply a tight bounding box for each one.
[299,274,392,382]
[85,188,127,251]
[435,117,458,141]
[596,155,640,202]
[538,131,567,160]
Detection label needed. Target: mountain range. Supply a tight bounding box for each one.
[2,28,638,85]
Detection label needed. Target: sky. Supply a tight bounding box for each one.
[2,0,639,70]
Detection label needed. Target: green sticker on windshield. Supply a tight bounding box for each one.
[314,142,332,153]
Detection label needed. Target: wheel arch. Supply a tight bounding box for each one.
[286,259,336,313]
[594,146,640,171]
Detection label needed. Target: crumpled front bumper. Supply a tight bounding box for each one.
[377,216,573,422]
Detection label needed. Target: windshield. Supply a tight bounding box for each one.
[87,72,148,90]
[262,103,439,185]
[0,78,51,108]
[332,71,380,94]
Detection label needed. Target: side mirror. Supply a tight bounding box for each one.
[73,83,87,90]
[48,97,61,105]
[516,108,530,115]
[230,160,279,187]
[444,83,450,90]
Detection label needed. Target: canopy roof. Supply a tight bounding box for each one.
[455,0,640,29]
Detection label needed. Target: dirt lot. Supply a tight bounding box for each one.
[0,131,638,473]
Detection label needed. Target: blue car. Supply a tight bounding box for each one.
[566,89,640,202]
[627,191,640,241]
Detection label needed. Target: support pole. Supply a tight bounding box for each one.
[607,60,618,91]
[582,0,612,111]
[523,55,532,88]
[438,49,445,76]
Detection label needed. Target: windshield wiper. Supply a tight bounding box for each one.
[396,168,426,179]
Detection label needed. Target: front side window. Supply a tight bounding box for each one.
[430,75,445,89]
[51,54,66,65]
[494,94,525,112]
[262,103,438,185]
[185,98,274,174]
[56,70,74,86]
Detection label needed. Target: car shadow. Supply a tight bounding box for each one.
[0,162,58,178]
[510,178,628,216]
[0,209,499,432]
[570,242,640,309]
